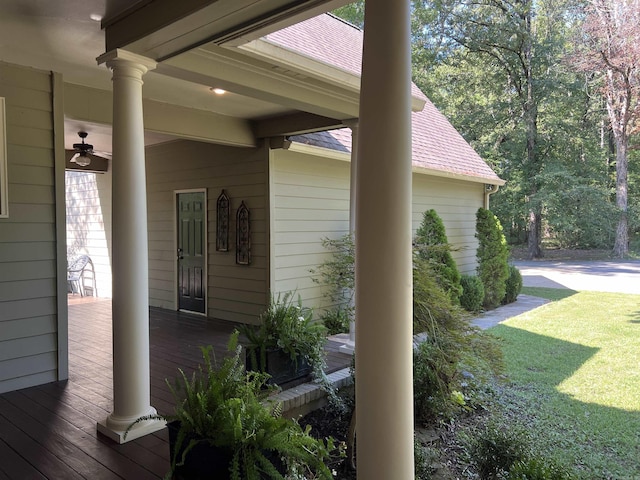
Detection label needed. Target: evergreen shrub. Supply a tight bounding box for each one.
[460,275,485,313]
[414,209,463,304]
[502,265,523,305]
[475,208,510,310]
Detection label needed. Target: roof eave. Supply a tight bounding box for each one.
[239,38,427,112]
[287,141,506,186]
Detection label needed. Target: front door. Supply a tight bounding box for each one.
[177,191,206,313]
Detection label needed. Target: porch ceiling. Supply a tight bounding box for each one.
[0,0,352,155]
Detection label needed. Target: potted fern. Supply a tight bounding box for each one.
[127,332,336,479]
[240,292,328,386]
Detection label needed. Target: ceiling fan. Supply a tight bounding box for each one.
[69,131,110,168]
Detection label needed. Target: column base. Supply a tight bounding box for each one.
[338,321,356,354]
[97,407,166,444]
[339,341,355,355]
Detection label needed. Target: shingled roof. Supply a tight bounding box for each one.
[264,14,503,184]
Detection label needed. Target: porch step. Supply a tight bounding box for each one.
[271,367,353,418]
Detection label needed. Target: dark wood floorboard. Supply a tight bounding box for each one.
[0,296,352,479]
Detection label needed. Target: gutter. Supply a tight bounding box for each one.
[484,183,501,209]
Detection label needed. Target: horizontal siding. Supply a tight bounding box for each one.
[66,169,113,297]
[270,150,350,314]
[0,61,58,394]
[270,150,486,317]
[413,175,485,275]
[146,140,270,324]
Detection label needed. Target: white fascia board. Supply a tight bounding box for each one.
[288,142,505,186]
[288,141,351,162]
[239,39,426,112]
[412,165,506,186]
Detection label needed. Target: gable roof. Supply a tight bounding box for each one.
[265,14,503,185]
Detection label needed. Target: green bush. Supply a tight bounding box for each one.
[508,457,575,480]
[460,275,485,312]
[414,436,436,479]
[467,422,530,479]
[413,257,503,422]
[310,234,355,319]
[414,209,463,304]
[476,208,510,310]
[321,308,350,335]
[502,265,523,305]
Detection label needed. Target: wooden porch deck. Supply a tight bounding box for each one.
[0,297,352,479]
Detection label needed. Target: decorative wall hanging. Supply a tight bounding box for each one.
[216,190,229,251]
[0,97,7,218]
[236,201,251,265]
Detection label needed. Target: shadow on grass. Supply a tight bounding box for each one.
[629,310,640,323]
[489,325,640,478]
[520,286,578,302]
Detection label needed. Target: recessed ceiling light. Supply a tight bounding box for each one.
[210,88,226,95]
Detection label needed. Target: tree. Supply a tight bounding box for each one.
[413,0,545,258]
[414,209,463,303]
[475,208,510,310]
[332,1,365,28]
[571,0,640,257]
[413,0,612,254]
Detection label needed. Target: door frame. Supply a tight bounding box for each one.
[174,188,208,315]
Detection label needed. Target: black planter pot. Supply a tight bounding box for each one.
[167,421,286,479]
[246,348,312,385]
[167,421,231,479]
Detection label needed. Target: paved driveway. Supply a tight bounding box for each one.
[514,260,640,295]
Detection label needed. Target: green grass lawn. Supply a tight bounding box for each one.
[489,291,640,479]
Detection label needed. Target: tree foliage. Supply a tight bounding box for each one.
[569,0,640,257]
[332,1,640,254]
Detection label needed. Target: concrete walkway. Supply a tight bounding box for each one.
[472,259,640,329]
[472,294,548,329]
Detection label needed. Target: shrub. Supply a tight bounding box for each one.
[414,436,437,479]
[414,209,463,304]
[460,275,485,312]
[413,257,503,422]
[508,457,575,480]
[467,421,530,479]
[502,265,523,305]
[310,234,355,319]
[476,208,510,310]
[321,307,350,335]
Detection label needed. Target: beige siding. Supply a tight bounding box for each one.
[0,62,59,393]
[146,140,269,324]
[412,175,485,275]
[66,169,113,297]
[270,150,350,313]
[270,150,486,315]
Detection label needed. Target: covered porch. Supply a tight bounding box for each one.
[0,297,352,479]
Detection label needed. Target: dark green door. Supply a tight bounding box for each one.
[177,192,206,313]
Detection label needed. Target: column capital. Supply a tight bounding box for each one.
[97,49,157,74]
[343,118,359,130]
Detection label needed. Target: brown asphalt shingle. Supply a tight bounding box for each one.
[266,14,502,183]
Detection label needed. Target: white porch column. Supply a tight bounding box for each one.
[96,49,164,444]
[341,120,359,353]
[355,0,414,477]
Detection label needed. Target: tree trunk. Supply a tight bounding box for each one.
[613,136,629,257]
[524,3,542,260]
[527,210,542,259]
